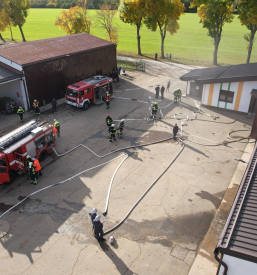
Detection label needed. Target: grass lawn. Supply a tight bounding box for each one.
[1,8,256,66]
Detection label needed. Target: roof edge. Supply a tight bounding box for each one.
[21,43,116,68]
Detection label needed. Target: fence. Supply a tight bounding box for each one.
[117,58,145,72]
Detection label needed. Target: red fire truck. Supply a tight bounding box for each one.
[0,120,55,185]
[65,75,114,110]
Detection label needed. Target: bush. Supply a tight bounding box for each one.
[46,2,57,8]
[31,3,47,8]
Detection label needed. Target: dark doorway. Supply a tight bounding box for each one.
[248,95,257,114]
[189,82,203,99]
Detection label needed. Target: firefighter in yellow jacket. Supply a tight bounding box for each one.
[33,99,41,115]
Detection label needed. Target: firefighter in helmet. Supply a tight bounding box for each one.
[106,114,113,131]
[117,119,124,138]
[106,93,110,109]
[177,88,182,102]
[109,124,116,142]
[17,106,25,123]
[151,102,158,119]
[28,162,37,185]
[33,99,41,115]
[54,119,60,137]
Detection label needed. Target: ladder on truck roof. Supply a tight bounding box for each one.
[0,120,45,150]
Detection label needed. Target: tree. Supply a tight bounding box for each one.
[119,0,146,55]
[55,6,91,35]
[0,2,9,42]
[96,4,119,44]
[8,0,30,42]
[238,0,257,63]
[144,0,185,59]
[191,0,234,66]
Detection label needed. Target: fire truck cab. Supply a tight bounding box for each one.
[65,75,113,110]
[0,120,55,185]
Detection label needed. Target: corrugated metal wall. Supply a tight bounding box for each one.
[23,45,117,107]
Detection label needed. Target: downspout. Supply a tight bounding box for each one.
[214,248,228,275]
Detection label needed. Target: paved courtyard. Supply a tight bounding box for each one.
[0,59,254,275]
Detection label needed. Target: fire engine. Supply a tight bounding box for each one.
[0,120,55,185]
[65,75,114,110]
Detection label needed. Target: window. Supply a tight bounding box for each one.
[87,88,91,93]
[80,91,84,96]
[219,90,234,103]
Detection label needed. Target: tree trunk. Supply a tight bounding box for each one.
[0,33,5,42]
[160,28,166,59]
[213,25,221,66]
[10,26,14,41]
[19,24,26,42]
[161,35,165,59]
[246,25,257,64]
[136,20,142,56]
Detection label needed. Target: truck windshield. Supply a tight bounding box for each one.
[66,88,79,98]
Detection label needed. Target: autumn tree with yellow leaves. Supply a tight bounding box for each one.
[96,4,119,44]
[144,0,185,59]
[119,0,146,55]
[191,0,234,66]
[55,5,91,35]
[238,0,257,63]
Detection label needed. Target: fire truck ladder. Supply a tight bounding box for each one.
[0,120,46,150]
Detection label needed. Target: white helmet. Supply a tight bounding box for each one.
[109,236,115,244]
[92,208,97,213]
[34,99,37,102]
[111,124,115,127]
[19,106,22,109]
[54,119,56,121]
[121,119,124,122]
[29,162,33,167]
[94,215,100,221]
[26,155,31,159]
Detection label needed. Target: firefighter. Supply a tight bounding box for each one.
[53,126,57,137]
[173,124,179,140]
[151,102,158,119]
[26,155,33,167]
[54,119,60,137]
[117,119,124,138]
[173,89,178,103]
[93,215,106,241]
[33,99,41,115]
[28,162,37,185]
[17,106,25,122]
[109,123,116,142]
[177,89,182,102]
[32,157,42,178]
[106,93,110,109]
[106,114,113,131]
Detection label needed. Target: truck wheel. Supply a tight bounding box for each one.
[39,150,48,162]
[83,102,89,110]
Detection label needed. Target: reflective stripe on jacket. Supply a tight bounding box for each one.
[54,121,60,127]
[17,109,24,114]
[33,159,41,171]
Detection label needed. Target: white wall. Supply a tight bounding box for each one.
[218,254,257,275]
[202,81,257,113]
[0,79,28,110]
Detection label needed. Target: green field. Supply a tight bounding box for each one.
[1,8,256,66]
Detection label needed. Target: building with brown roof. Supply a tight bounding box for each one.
[0,33,117,110]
